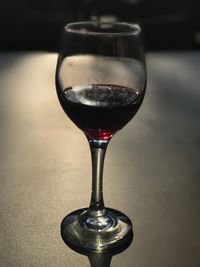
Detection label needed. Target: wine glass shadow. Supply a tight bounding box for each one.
[61,232,133,267]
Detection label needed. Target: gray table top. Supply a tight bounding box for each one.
[0,52,200,267]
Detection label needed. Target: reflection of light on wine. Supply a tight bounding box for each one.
[99,15,118,23]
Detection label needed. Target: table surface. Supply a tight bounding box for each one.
[0,52,200,267]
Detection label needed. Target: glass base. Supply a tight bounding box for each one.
[61,208,133,252]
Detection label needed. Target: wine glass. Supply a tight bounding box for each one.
[56,21,146,252]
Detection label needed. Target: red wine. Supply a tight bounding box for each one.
[57,84,144,140]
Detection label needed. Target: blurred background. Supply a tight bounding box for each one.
[0,0,199,51]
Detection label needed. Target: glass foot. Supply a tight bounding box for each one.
[61,208,133,252]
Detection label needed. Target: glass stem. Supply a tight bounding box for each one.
[88,139,108,212]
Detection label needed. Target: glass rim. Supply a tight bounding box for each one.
[64,21,141,36]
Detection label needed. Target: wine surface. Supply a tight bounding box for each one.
[57,84,144,140]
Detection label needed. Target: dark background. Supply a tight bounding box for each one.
[0,0,199,51]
